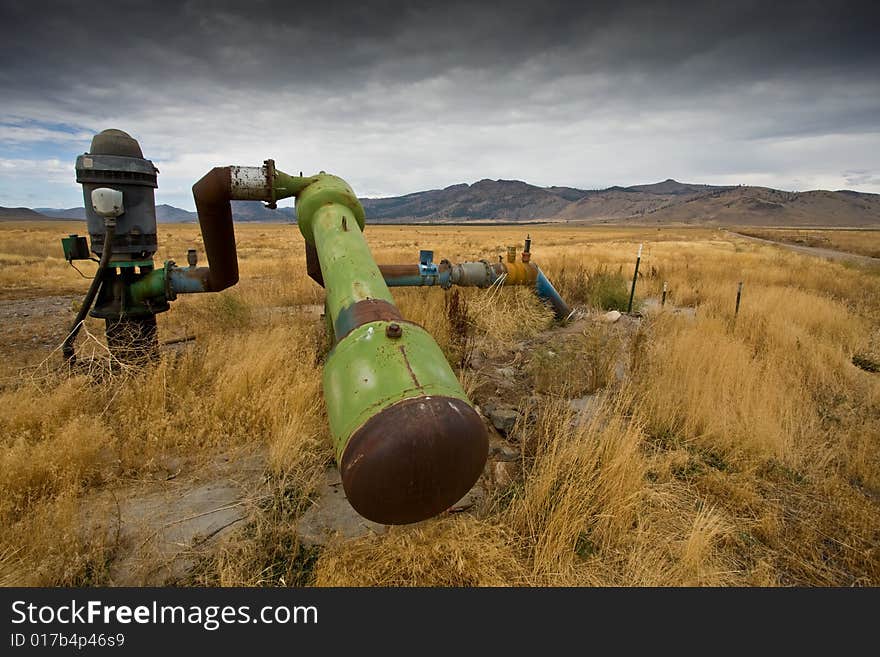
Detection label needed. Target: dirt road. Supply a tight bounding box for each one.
[728,231,880,266]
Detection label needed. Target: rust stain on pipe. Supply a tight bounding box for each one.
[192,167,239,292]
[398,344,420,387]
[333,298,405,342]
[378,262,452,281]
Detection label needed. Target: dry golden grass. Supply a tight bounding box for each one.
[0,220,878,586]
[314,516,525,586]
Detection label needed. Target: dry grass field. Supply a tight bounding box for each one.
[1,220,878,586]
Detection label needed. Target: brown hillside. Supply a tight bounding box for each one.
[556,189,701,221]
[0,207,49,221]
[628,186,880,226]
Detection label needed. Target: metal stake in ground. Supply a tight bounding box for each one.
[735,281,743,318]
[627,243,643,314]
[661,281,668,307]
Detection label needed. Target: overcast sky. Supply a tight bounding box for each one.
[1,0,879,209]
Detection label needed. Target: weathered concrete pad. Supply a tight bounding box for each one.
[296,469,387,547]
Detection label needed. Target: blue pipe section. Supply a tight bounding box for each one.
[130,264,212,305]
[168,266,211,295]
[379,259,571,321]
[535,267,572,320]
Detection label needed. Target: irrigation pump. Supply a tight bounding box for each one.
[170,160,491,524]
[62,129,238,365]
[60,131,574,525]
[62,129,169,363]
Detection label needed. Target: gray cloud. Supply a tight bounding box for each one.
[1,0,879,207]
[844,169,880,188]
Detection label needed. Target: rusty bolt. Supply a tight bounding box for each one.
[386,323,403,339]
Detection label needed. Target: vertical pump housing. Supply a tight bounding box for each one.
[64,130,264,364]
[75,129,159,258]
[63,129,168,363]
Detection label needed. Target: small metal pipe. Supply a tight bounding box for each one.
[62,221,115,363]
[535,267,572,320]
[497,261,538,285]
[451,261,498,287]
[129,263,213,304]
[628,243,642,314]
[169,266,212,295]
[228,165,274,200]
[379,263,452,287]
[378,257,571,320]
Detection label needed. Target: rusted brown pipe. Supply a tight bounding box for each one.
[378,262,452,283]
[191,167,239,292]
[377,263,421,279]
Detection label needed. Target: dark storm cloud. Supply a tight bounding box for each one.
[2,1,877,105]
[1,0,879,205]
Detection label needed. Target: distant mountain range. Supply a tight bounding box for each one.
[2,178,878,226]
[29,201,296,223]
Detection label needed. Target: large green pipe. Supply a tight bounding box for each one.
[294,174,488,525]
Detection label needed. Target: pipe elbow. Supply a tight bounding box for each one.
[295,174,366,244]
[192,167,239,292]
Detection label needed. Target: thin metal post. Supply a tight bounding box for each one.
[627,243,642,313]
[735,281,743,318]
[661,281,668,307]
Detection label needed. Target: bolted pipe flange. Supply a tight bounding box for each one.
[263,159,277,209]
[385,323,403,339]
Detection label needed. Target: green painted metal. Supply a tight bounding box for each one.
[310,202,393,324]
[129,266,166,303]
[61,234,90,261]
[109,259,155,268]
[292,174,474,461]
[323,321,470,459]
[294,173,366,245]
[272,170,319,202]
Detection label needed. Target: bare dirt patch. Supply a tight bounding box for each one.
[0,295,79,367]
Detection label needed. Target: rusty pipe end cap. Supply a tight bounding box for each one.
[340,396,489,525]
